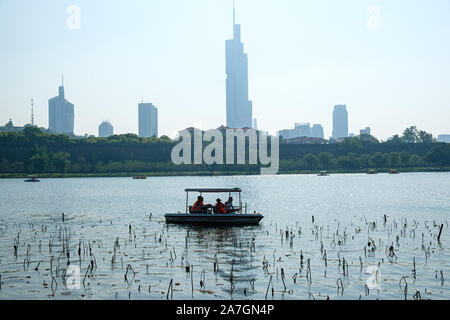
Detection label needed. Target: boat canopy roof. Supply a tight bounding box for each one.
[185,188,241,193]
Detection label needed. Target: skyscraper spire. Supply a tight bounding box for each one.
[59,76,65,98]
[31,98,34,126]
[233,0,236,26]
[232,0,240,41]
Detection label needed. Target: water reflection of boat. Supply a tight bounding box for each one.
[24,175,40,182]
[165,188,263,226]
[183,225,261,298]
[318,171,329,176]
[133,175,147,179]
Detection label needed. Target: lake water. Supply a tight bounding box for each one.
[0,172,449,300]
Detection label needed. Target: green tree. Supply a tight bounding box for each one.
[408,155,425,167]
[387,152,400,168]
[399,151,411,167]
[336,156,350,170]
[51,152,70,173]
[303,153,319,170]
[402,126,419,143]
[318,152,333,170]
[159,135,172,142]
[0,157,9,173]
[359,134,379,144]
[387,134,403,143]
[418,130,434,143]
[339,137,363,154]
[337,153,360,170]
[371,152,387,168]
[23,125,43,142]
[29,152,50,173]
[425,144,450,167]
[359,154,373,169]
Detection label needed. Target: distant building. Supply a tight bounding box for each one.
[0,119,21,133]
[48,78,74,134]
[278,125,298,139]
[98,121,114,137]
[279,123,313,139]
[360,127,371,136]
[332,105,348,139]
[311,124,324,139]
[0,119,49,133]
[437,134,450,143]
[329,137,346,144]
[349,133,355,137]
[283,136,327,144]
[226,5,252,128]
[297,123,311,137]
[252,118,258,130]
[278,129,293,139]
[138,102,158,138]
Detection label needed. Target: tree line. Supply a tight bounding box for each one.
[0,125,449,175]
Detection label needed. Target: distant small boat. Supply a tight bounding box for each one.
[133,175,147,180]
[367,169,377,175]
[24,175,40,182]
[318,171,329,176]
[389,169,399,174]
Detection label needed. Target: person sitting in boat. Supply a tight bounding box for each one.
[214,198,226,214]
[225,197,239,214]
[191,196,206,213]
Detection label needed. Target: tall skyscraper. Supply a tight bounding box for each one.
[226,4,252,129]
[138,102,158,138]
[99,121,114,137]
[48,78,74,134]
[311,124,324,139]
[332,105,348,139]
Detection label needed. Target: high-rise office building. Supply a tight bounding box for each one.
[311,124,324,139]
[296,123,311,137]
[48,78,74,134]
[226,5,252,128]
[138,102,158,138]
[360,127,371,136]
[99,121,113,137]
[332,105,348,139]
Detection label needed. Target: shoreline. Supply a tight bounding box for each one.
[1,167,449,178]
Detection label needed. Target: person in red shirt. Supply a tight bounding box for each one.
[191,196,206,213]
[214,198,226,214]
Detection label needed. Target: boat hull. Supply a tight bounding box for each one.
[164,213,263,226]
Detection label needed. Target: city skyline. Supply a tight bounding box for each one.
[1,0,450,140]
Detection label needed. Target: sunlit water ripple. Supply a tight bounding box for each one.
[0,172,449,300]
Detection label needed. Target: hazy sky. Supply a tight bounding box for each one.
[1,0,449,140]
